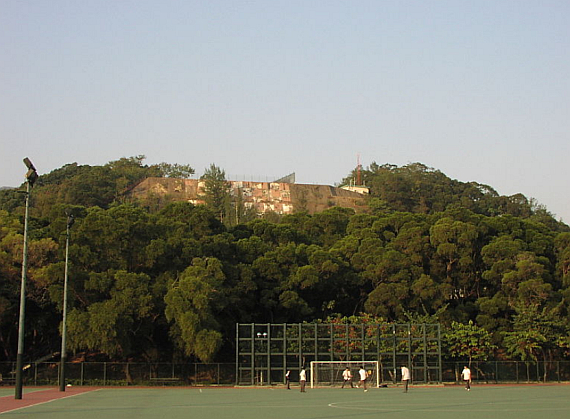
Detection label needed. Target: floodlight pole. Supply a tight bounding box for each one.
[59,214,74,391]
[15,158,38,400]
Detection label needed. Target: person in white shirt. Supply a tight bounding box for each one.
[299,367,307,392]
[461,366,471,391]
[358,367,368,392]
[341,367,354,388]
[401,366,411,393]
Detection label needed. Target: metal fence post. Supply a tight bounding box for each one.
[392,325,396,384]
[267,324,271,385]
[235,324,239,385]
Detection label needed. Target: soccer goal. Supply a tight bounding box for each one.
[310,361,380,388]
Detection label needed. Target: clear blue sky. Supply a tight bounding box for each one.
[1,0,569,223]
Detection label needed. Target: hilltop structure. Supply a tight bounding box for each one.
[128,177,368,215]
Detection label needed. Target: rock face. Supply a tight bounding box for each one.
[128,177,368,215]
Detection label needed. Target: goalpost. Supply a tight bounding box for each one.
[310,361,380,389]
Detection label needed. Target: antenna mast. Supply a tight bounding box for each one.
[356,153,362,186]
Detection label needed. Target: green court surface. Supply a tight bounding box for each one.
[0,388,45,398]
[0,389,13,398]
[1,385,569,418]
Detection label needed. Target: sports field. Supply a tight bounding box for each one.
[1,385,569,418]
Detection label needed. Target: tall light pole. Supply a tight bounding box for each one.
[15,158,38,400]
[59,213,74,391]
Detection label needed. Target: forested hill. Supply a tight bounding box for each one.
[345,162,566,230]
[1,158,567,231]
[1,157,569,365]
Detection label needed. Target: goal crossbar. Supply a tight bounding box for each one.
[310,361,380,388]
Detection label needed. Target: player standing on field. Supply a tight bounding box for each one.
[341,367,354,388]
[401,365,411,393]
[300,367,307,392]
[461,366,471,391]
[358,366,368,392]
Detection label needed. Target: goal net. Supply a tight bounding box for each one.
[310,361,380,388]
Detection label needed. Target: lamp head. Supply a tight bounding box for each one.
[23,157,36,171]
[23,158,38,186]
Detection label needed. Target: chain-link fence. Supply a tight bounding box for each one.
[0,362,235,386]
[2,361,570,387]
[442,361,570,383]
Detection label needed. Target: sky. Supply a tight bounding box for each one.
[1,0,569,223]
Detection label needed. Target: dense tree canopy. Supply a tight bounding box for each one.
[1,158,569,364]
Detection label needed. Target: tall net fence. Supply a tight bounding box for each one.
[236,323,442,385]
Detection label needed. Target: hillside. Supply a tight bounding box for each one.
[1,157,569,365]
[345,162,567,231]
[1,159,565,232]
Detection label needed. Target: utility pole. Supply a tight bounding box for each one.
[59,213,74,391]
[15,158,38,400]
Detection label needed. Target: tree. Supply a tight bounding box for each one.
[288,244,359,318]
[21,156,163,217]
[503,329,546,380]
[554,232,570,286]
[500,252,552,307]
[443,321,496,366]
[503,304,567,381]
[66,270,155,358]
[154,162,195,179]
[481,235,526,296]
[73,205,157,272]
[200,164,231,223]
[429,217,480,301]
[0,211,25,360]
[299,207,354,248]
[164,257,228,362]
[0,210,62,361]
